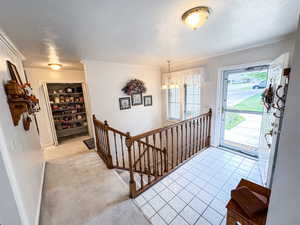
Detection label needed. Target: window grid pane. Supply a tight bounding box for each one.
[168,88,180,120]
[184,74,201,119]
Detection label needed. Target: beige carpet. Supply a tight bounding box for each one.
[39,151,151,225]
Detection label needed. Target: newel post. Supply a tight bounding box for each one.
[207,108,212,147]
[92,115,99,151]
[104,120,113,169]
[125,132,136,198]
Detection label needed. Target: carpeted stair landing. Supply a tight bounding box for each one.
[39,151,150,225]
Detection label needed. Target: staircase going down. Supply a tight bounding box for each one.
[93,109,212,198]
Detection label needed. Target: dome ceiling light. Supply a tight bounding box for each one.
[182,6,211,30]
[48,63,62,70]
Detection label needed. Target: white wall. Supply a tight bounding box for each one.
[25,68,86,147]
[83,60,162,135]
[162,38,295,146]
[0,34,44,225]
[266,19,300,225]
[0,152,23,225]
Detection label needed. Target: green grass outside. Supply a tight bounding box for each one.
[246,71,268,81]
[225,93,263,130]
[233,93,263,112]
[225,113,246,130]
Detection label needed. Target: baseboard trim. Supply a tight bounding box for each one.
[35,161,46,225]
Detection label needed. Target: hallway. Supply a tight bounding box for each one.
[40,138,150,225]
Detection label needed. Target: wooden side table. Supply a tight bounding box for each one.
[226,179,271,225]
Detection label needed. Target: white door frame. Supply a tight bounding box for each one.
[214,60,271,150]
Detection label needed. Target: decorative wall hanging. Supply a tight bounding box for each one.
[131,93,143,106]
[119,97,131,110]
[4,60,40,131]
[122,79,146,95]
[7,61,23,85]
[271,68,291,118]
[144,95,152,106]
[262,84,274,112]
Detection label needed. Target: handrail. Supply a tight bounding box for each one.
[131,109,212,141]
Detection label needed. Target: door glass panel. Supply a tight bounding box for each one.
[223,112,262,152]
[226,70,268,112]
[220,66,268,156]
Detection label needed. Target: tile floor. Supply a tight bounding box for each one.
[134,147,263,225]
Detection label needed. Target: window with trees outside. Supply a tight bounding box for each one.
[184,74,201,119]
[167,73,201,120]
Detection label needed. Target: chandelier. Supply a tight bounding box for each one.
[162,61,179,90]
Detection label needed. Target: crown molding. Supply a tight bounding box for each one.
[0,29,26,60]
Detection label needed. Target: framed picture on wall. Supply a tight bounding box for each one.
[131,93,143,106]
[144,95,152,106]
[119,97,131,110]
[6,60,23,85]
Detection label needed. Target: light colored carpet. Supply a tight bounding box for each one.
[39,151,151,225]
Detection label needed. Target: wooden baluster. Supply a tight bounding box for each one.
[204,115,207,147]
[196,119,199,152]
[94,125,100,153]
[165,130,169,170]
[193,120,197,154]
[171,127,174,169]
[181,124,184,163]
[204,115,208,148]
[163,147,168,173]
[192,120,195,155]
[160,146,163,176]
[100,127,104,149]
[198,117,201,151]
[100,127,105,155]
[120,135,125,169]
[104,121,113,169]
[125,132,136,198]
[159,132,163,175]
[153,134,158,178]
[176,126,179,166]
[133,142,136,171]
[138,141,144,189]
[113,131,119,167]
[203,116,206,149]
[97,127,103,153]
[185,122,188,160]
[207,109,212,147]
[145,136,151,183]
[151,147,155,180]
[143,143,146,175]
[189,121,192,157]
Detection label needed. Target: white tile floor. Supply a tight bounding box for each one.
[134,147,263,225]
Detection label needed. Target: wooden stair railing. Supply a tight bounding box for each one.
[93,109,212,198]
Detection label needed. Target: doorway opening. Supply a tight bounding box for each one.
[219,65,269,157]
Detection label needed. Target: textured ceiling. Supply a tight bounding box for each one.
[0,0,299,70]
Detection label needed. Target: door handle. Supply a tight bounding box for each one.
[264,129,273,148]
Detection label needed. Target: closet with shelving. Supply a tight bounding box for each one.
[46,83,89,143]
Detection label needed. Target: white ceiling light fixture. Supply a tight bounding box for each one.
[182,6,211,30]
[162,61,179,90]
[48,63,62,70]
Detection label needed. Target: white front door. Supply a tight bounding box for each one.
[258,53,290,187]
[220,65,269,156]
